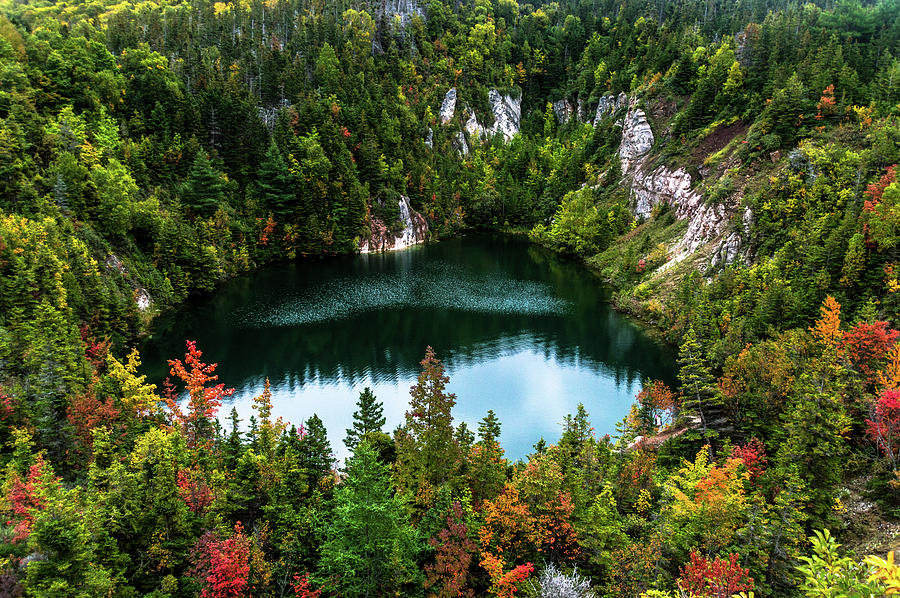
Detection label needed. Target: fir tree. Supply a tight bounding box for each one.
[299,414,333,483]
[320,441,420,597]
[344,387,386,452]
[181,150,225,216]
[677,326,719,436]
[257,141,295,216]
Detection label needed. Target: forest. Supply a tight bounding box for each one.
[2,0,900,594]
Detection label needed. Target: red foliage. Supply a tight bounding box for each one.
[4,457,54,544]
[66,389,121,455]
[480,553,534,598]
[0,386,15,423]
[731,438,768,481]
[177,468,215,514]
[258,215,277,247]
[79,324,111,372]
[191,522,251,598]
[677,551,753,598]
[864,165,897,212]
[841,321,900,385]
[815,84,836,120]
[867,389,900,469]
[636,380,679,430]
[425,501,477,598]
[167,341,234,448]
[291,574,322,598]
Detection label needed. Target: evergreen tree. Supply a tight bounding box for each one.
[394,347,461,510]
[257,141,296,217]
[344,387,386,452]
[299,414,333,483]
[181,150,225,216]
[319,441,420,597]
[677,326,719,436]
[469,410,506,505]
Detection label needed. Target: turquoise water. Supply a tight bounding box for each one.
[140,234,676,461]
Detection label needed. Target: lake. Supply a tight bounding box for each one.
[140,234,676,461]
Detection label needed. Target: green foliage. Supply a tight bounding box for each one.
[319,441,420,597]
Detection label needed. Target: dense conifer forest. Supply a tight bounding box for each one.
[2,0,900,594]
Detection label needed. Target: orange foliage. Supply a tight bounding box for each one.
[810,295,843,350]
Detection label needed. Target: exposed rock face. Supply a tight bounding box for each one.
[382,0,424,26]
[257,100,290,132]
[630,163,749,266]
[105,254,152,311]
[453,131,469,156]
[461,89,521,144]
[360,196,429,253]
[620,107,751,267]
[440,88,457,124]
[619,109,654,174]
[424,127,433,148]
[631,165,696,220]
[593,92,628,124]
[463,108,485,139]
[552,99,576,124]
[487,89,521,141]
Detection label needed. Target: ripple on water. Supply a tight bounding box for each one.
[231,261,571,329]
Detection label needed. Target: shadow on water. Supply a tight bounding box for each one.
[141,234,676,460]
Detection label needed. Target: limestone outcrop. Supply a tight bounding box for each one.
[359,196,429,253]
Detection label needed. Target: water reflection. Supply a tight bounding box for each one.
[141,234,675,460]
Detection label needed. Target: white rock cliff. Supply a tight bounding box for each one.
[359,196,428,253]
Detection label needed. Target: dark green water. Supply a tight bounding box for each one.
[141,234,676,460]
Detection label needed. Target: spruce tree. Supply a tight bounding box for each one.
[677,326,719,436]
[181,150,225,215]
[299,414,333,483]
[320,441,420,597]
[257,141,295,216]
[344,387,386,451]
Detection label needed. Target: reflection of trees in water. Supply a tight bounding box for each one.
[139,235,676,392]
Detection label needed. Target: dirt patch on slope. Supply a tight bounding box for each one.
[691,121,748,161]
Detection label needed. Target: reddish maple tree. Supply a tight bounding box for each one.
[480,553,534,598]
[177,467,215,514]
[731,438,768,481]
[2,456,55,544]
[864,165,897,212]
[191,522,252,598]
[677,550,753,598]
[815,84,837,120]
[841,321,900,386]
[66,389,121,457]
[868,389,900,470]
[167,340,234,449]
[636,380,679,430]
[291,574,322,598]
[424,501,477,598]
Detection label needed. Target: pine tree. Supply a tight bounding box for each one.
[181,151,225,216]
[394,347,461,509]
[299,414,333,483]
[469,410,506,505]
[320,441,420,597]
[257,141,295,216]
[344,387,386,451]
[677,327,719,436]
